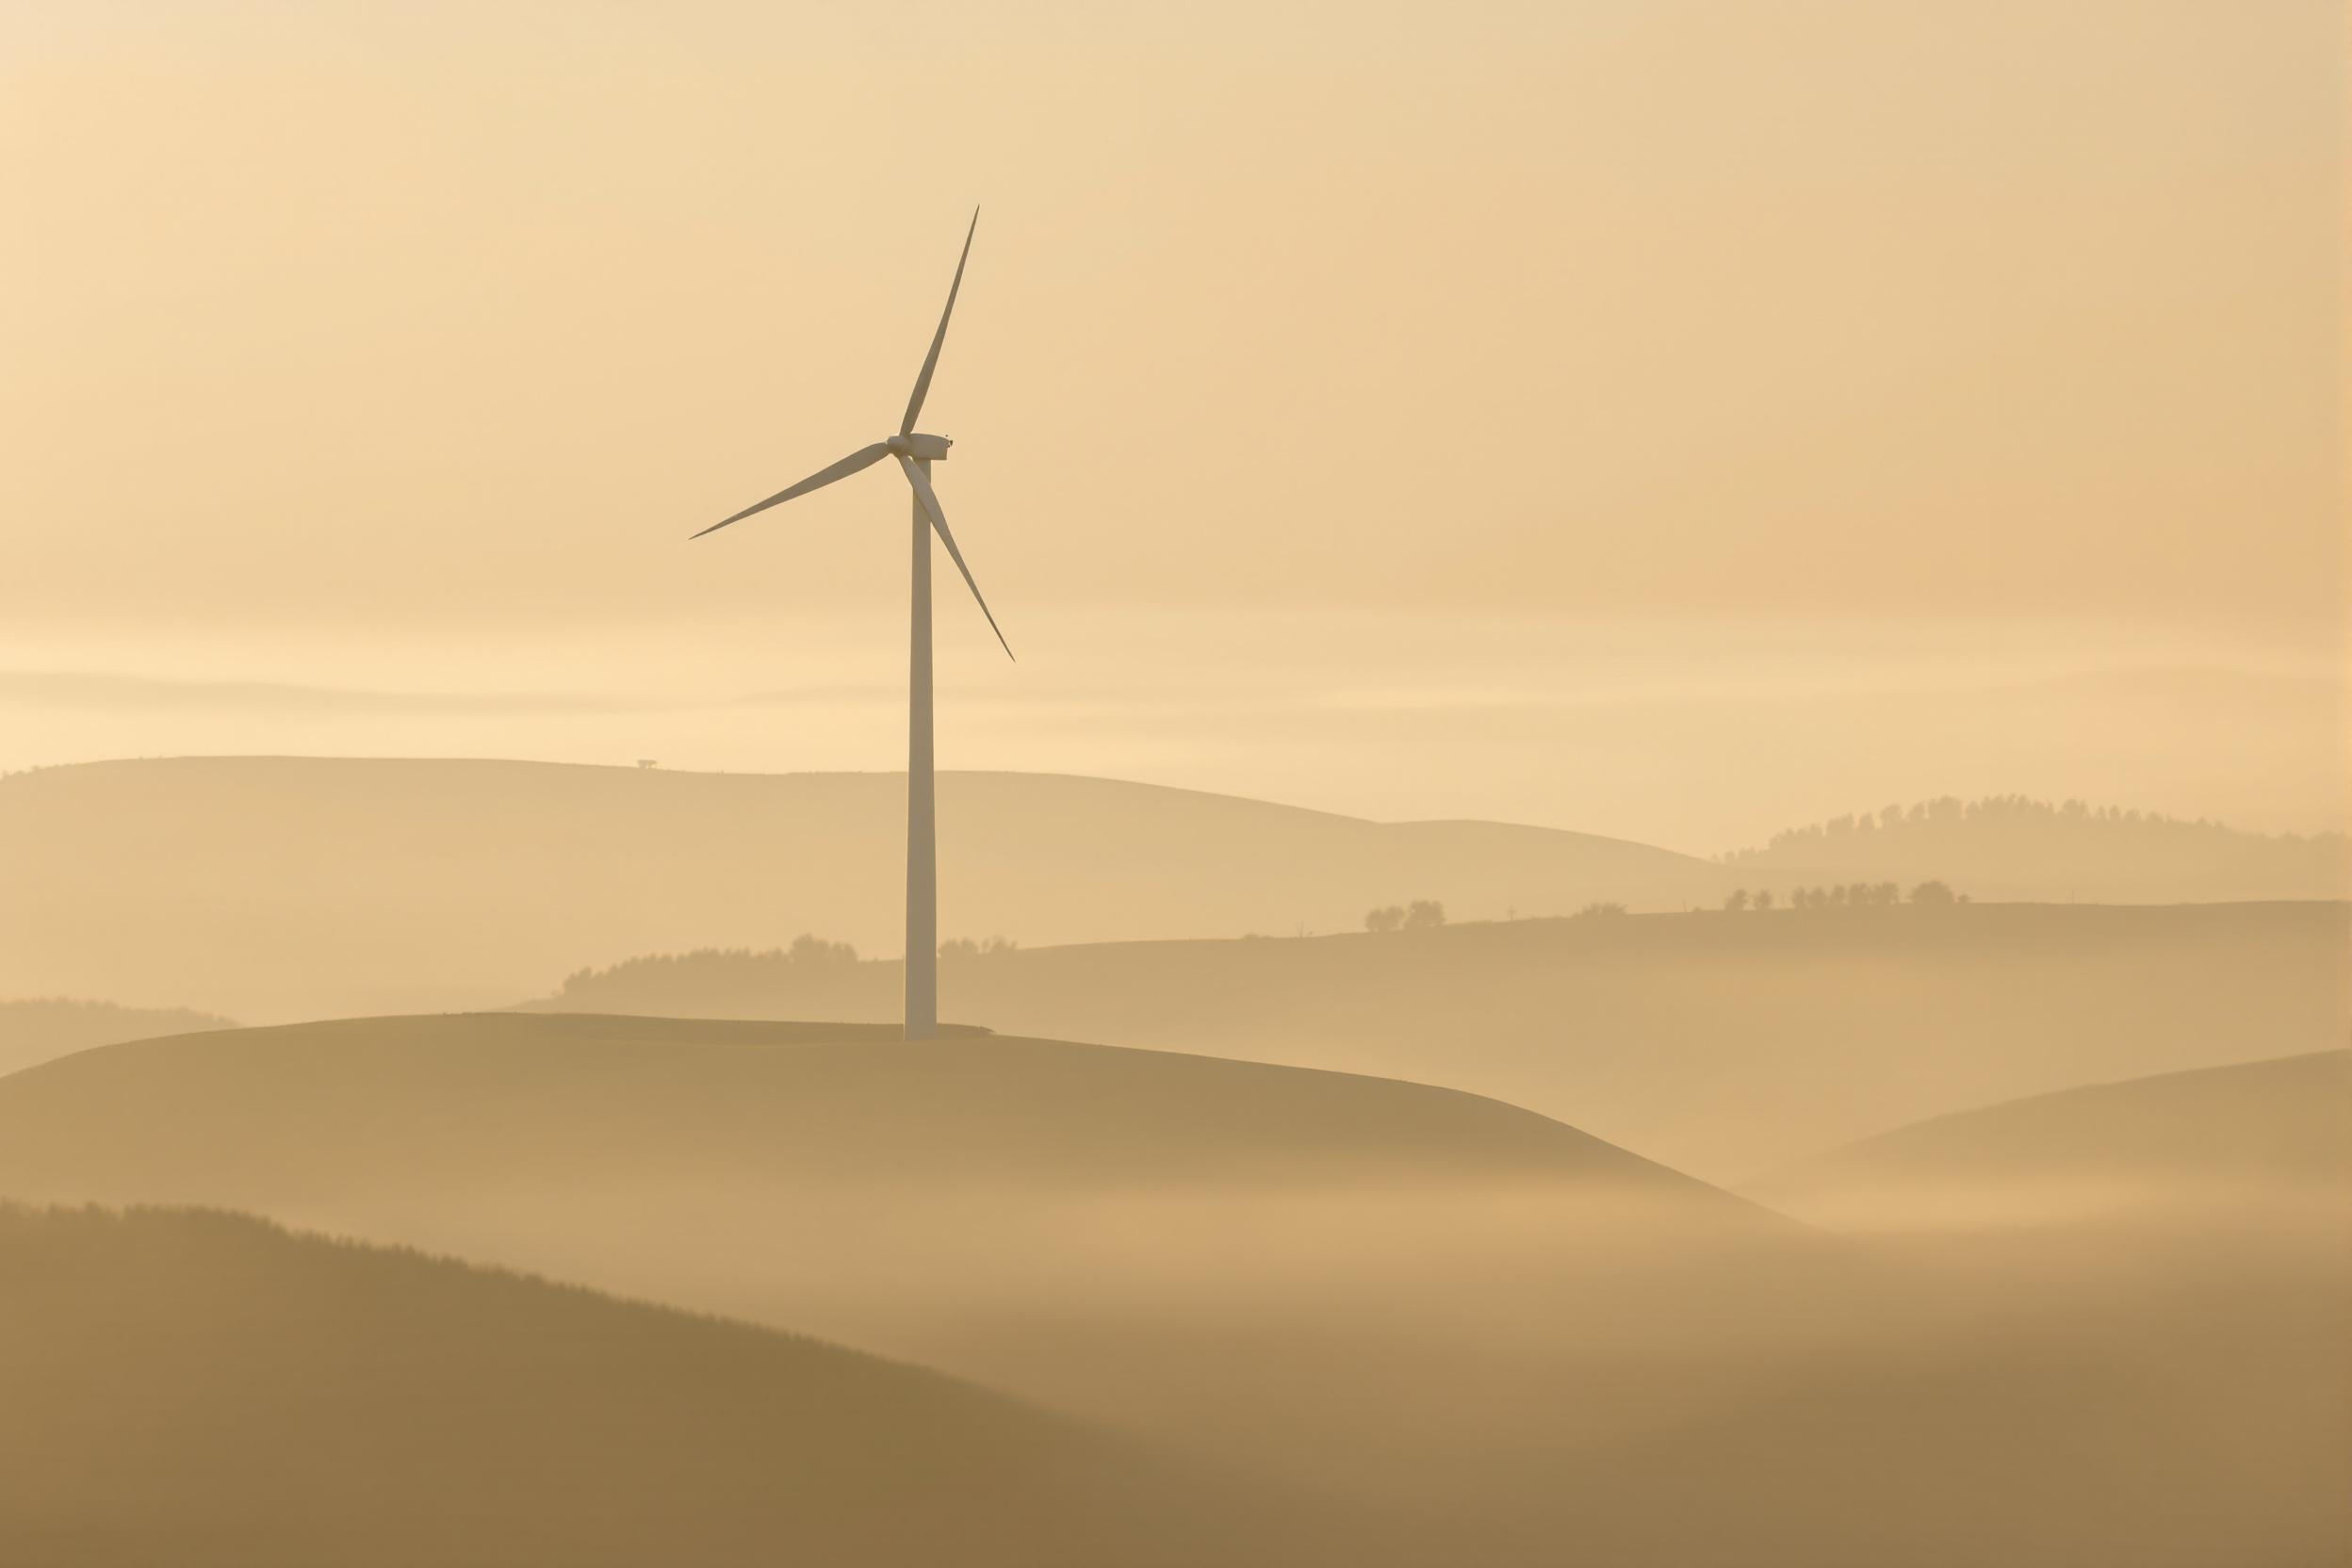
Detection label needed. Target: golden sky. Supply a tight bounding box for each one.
[0,0,2342,842]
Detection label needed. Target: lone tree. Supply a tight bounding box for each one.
[1363,905,1405,934]
[1910,879,1957,906]
[1723,889,1751,912]
[1401,899,1447,931]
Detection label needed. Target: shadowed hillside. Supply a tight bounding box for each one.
[1746,1051,2352,1227]
[0,997,233,1080]
[522,901,2352,1181]
[0,1203,1356,1568]
[0,758,1722,1020]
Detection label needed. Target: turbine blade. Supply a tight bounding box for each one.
[899,208,979,436]
[692,444,893,538]
[897,455,1013,661]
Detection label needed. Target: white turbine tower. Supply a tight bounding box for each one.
[692,210,1009,1041]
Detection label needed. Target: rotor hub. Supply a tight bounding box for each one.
[890,433,953,462]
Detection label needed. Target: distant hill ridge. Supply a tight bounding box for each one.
[2,758,2334,1021]
[1743,1050,2352,1226]
[0,757,1720,1021]
[0,997,235,1081]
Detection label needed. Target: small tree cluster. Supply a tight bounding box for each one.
[1364,900,1446,933]
[938,935,1020,959]
[1573,901,1627,919]
[1721,880,1964,911]
[1792,882,1906,909]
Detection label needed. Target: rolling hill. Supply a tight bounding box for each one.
[0,1010,1778,1431]
[0,757,1723,1021]
[523,900,2352,1181]
[0,1202,1353,1568]
[1745,1050,2352,1227]
[8,758,2332,1023]
[0,1012,1801,1554]
[0,997,234,1079]
[1,1013,2337,1565]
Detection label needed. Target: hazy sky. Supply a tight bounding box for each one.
[2,0,2343,843]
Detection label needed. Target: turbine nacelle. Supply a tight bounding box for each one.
[887,433,953,462]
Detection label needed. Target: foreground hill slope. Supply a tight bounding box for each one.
[0,757,1721,1020]
[0,1204,1348,1568]
[0,997,233,1080]
[1746,1051,2352,1225]
[531,901,2352,1181]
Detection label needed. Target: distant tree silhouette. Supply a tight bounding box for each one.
[1721,792,2344,869]
[1401,900,1447,931]
[1723,889,1750,912]
[1770,881,1966,912]
[788,933,857,966]
[1574,901,1627,919]
[1363,905,1404,934]
[559,935,860,1001]
[1752,889,1775,911]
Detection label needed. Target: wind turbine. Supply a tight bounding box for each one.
[692,210,1009,1041]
